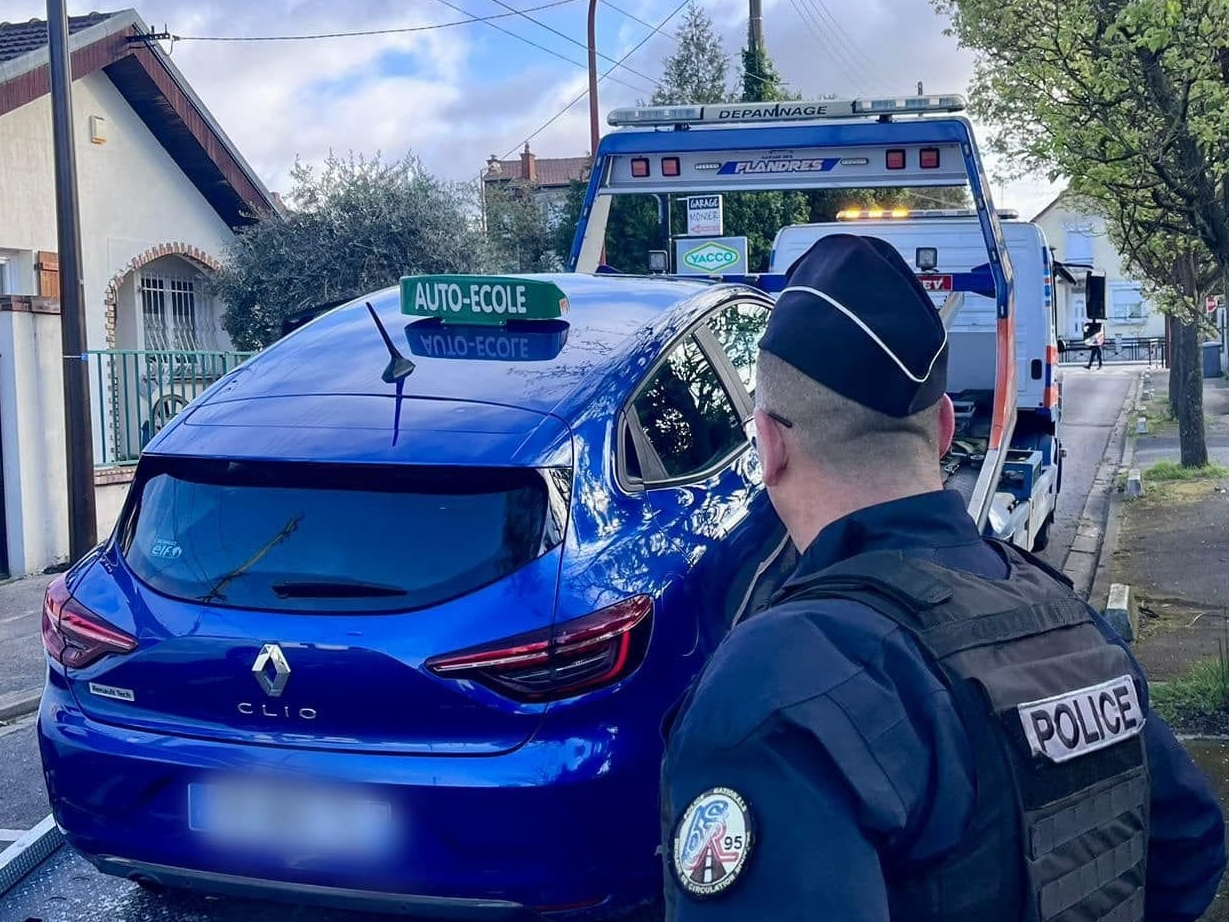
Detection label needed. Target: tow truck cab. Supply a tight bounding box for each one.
[769,210,1063,550]
[568,94,1057,550]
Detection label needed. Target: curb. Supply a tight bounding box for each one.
[1062,371,1143,601]
[0,814,62,897]
[0,687,41,724]
[1088,374,1145,613]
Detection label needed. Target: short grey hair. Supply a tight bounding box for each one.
[753,350,941,475]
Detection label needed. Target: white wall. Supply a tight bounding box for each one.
[0,71,237,448]
[95,479,131,540]
[0,70,250,573]
[1035,196,1166,341]
[0,308,70,574]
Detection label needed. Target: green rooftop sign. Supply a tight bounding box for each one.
[401,275,569,325]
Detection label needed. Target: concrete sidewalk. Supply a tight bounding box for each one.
[0,574,55,722]
[1101,371,1229,681]
[1130,366,1229,468]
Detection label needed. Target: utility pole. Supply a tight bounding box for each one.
[749,0,764,51]
[47,0,98,560]
[587,0,599,159]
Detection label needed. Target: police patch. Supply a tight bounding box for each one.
[671,787,753,898]
[1017,674,1144,763]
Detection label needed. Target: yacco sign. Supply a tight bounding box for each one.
[675,237,748,276]
[401,275,568,326]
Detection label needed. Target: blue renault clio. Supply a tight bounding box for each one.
[37,272,794,919]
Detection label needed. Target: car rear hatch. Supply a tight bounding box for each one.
[54,397,577,755]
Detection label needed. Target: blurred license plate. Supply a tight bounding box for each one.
[188,781,395,856]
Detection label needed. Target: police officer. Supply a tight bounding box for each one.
[660,234,1226,921]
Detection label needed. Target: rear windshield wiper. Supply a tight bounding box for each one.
[271,580,408,599]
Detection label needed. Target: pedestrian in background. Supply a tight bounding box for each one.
[1085,322,1105,369]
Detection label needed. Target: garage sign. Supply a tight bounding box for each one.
[686,195,724,236]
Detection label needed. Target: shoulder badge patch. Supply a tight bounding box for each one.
[671,787,753,898]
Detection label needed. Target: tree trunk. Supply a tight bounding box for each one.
[1172,315,1209,467]
[1168,313,1181,417]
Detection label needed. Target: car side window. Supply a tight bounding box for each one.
[706,301,772,397]
[631,335,744,482]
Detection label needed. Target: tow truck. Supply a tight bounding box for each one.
[767,208,1064,551]
[569,96,1048,550]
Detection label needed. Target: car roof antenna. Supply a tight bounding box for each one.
[366,301,415,447]
[366,301,416,384]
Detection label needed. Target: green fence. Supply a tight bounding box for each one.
[87,349,256,466]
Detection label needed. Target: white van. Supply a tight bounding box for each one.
[767,210,1063,551]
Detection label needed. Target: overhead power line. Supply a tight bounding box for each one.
[603,1,658,31]
[432,0,653,93]
[171,0,578,41]
[481,0,658,84]
[786,0,873,96]
[807,0,893,94]
[500,0,691,159]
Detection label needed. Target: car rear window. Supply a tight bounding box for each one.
[118,459,569,613]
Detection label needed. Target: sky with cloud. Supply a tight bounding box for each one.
[9,0,1063,217]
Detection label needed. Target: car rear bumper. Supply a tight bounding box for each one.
[37,684,664,919]
[89,856,536,919]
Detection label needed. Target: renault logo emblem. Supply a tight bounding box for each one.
[252,643,291,697]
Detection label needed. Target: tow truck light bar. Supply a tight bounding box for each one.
[606,95,967,127]
[836,208,1020,221]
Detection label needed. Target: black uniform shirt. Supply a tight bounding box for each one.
[660,489,1226,921]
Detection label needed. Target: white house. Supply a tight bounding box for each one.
[0,9,277,576]
[1033,190,1166,344]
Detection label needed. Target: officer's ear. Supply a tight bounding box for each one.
[937,394,955,458]
[755,408,789,487]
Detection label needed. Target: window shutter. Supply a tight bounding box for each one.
[36,251,60,299]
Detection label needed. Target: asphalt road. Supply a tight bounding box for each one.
[0,367,1139,920]
[1036,365,1137,572]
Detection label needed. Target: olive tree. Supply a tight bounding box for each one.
[213,151,491,349]
[933,0,1229,465]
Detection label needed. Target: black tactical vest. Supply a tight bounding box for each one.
[773,540,1150,922]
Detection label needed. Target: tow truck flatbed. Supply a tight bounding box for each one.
[568,94,1020,538]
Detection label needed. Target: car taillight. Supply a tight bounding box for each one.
[425,596,653,702]
[41,574,137,669]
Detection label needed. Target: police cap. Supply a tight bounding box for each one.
[759,233,949,418]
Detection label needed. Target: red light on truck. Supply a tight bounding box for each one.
[661,157,681,177]
[886,149,906,170]
[631,158,650,178]
[919,148,941,169]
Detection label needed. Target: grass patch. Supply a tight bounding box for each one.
[1144,461,1229,482]
[1152,655,1229,732]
